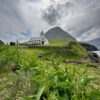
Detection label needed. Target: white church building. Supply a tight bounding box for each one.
[28,31,49,45]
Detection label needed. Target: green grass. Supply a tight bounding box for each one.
[22,42,88,60]
[0,44,100,100]
[38,43,67,47]
[37,41,68,47]
[49,40,73,44]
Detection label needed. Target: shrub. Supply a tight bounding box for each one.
[85,62,99,68]
[29,58,99,100]
[0,44,21,73]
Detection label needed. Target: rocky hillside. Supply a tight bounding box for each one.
[45,27,76,43]
[80,42,98,51]
[86,38,100,49]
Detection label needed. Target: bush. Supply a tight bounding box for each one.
[86,62,99,68]
[0,40,4,45]
[0,45,21,73]
[29,58,99,100]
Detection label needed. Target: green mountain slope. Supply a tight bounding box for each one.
[45,27,76,43]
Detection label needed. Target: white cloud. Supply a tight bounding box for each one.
[0,0,47,43]
[0,0,100,43]
[42,0,100,41]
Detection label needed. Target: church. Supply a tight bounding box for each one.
[28,31,49,45]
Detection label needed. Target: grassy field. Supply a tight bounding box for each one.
[24,42,88,60]
[0,44,100,100]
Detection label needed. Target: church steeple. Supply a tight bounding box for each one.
[40,30,45,38]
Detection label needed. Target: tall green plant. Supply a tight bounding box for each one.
[0,44,21,73]
[30,58,98,100]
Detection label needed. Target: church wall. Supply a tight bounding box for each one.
[28,31,49,45]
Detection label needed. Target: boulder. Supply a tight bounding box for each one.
[88,52,100,63]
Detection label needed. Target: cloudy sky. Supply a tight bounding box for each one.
[0,0,100,42]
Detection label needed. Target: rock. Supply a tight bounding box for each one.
[62,59,84,64]
[80,42,98,51]
[38,55,43,58]
[81,52,100,64]
[88,52,100,63]
[45,58,49,61]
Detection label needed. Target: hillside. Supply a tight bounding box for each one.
[80,42,98,51]
[86,38,100,49]
[0,44,100,99]
[45,27,76,43]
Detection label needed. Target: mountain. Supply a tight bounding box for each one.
[86,38,100,49]
[45,27,76,43]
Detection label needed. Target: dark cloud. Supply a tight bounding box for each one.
[42,0,100,41]
[68,0,100,40]
[28,0,40,2]
[42,1,73,25]
[0,0,100,42]
[42,5,61,25]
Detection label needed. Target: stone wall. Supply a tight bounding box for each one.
[28,45,68,49]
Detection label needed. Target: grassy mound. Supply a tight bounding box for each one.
[28,42,88,60]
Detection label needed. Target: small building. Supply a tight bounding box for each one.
[28,31,49,45]
[10,42,15,46]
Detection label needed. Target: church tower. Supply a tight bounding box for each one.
[40,30,45,38]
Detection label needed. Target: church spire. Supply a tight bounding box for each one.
[40,30,45,37]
